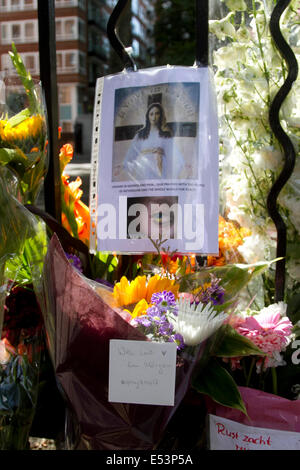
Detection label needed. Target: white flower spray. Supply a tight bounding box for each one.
[172,298,227,347]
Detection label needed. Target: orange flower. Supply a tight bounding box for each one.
[160,253,196,275]
[208,216,251,266]
[59,143,90,245]
[59,143,74,172]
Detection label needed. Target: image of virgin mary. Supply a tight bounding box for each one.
[123,102,184,180]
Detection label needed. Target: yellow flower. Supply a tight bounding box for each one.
[0,115,44,142]
[192,282,211,296]
[113,274,180,307]
[124,299,149,318]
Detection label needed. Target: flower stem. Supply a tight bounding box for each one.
[246,357,256,387]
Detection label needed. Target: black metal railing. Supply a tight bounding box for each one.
[38,0,298,302]
[268,0,298,301]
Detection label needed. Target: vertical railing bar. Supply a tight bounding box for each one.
[37,0,61,221]
[195,0,209,67]
[268,0,298,301]
[107,0,137,71]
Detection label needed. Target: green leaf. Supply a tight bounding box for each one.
[180,259,278,303]
[0,148,27,166]
[210,324,266,357]
[7,108,31,127]
[91,251,118,280]
[9,43,40,114]
[192,358,248,415]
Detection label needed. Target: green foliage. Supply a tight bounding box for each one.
[210,324,265,357]
[153,0,196,66]
[91,251,118,282]
[8,43,40,115]
[192,358,248,415]
[5,220,47,286]
[180,259,277,305]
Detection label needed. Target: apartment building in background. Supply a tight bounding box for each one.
[0,0,155,147]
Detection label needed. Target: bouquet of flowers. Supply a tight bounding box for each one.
[0,285,43,450]
[39,226,279,450]
[0,46,49,449]
[0,43,48,205]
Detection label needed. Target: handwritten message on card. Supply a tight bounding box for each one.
[108,340,177,406]
[208,414,300,450]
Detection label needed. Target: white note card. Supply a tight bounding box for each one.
[108,340,177,406]
[208,414,300,450]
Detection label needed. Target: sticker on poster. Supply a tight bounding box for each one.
[90,66,219,254]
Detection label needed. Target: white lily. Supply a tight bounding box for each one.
[173,298,227,347]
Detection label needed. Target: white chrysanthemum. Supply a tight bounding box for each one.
[173,299,227,347]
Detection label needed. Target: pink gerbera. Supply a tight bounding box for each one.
[227,302,293,372]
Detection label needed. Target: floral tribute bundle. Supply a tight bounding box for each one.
[40,228,283,450]
[0,45,49,449]
[36,135,299,450]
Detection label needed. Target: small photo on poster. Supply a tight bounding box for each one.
[112,82,199,182]
[126,195,179,240]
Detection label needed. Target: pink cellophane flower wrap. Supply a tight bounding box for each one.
[41,234,204,450]
[205,386,300,433]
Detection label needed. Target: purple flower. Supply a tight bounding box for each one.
[197,275,225,306]
[65,253,83,272]
[135,316,152,328]
[151,290,178,314]
[168,333,185,350]
[158,320,174,337]
[146,305,166,323]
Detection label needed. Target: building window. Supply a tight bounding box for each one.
[12,24,21,40]
[59,86,72,104]
[25,22,34,39]
[1,24,7,42]
[11,0,20,8]
[131,0,138,15]
[56,17,85,41]
[65,52,76,69]
[132,39,139,58]
[78,52,86,74]
[24,54,35,72]
[60,105,72,121]
[56,50,86,74]
[61,121,73,132]
[1,20,37,44]
[131,17,141,37]
[1,52,38,74]
[0,0,36,10]
[78,18,85,42]
[56,52,63,69]
[65,19,75,36]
